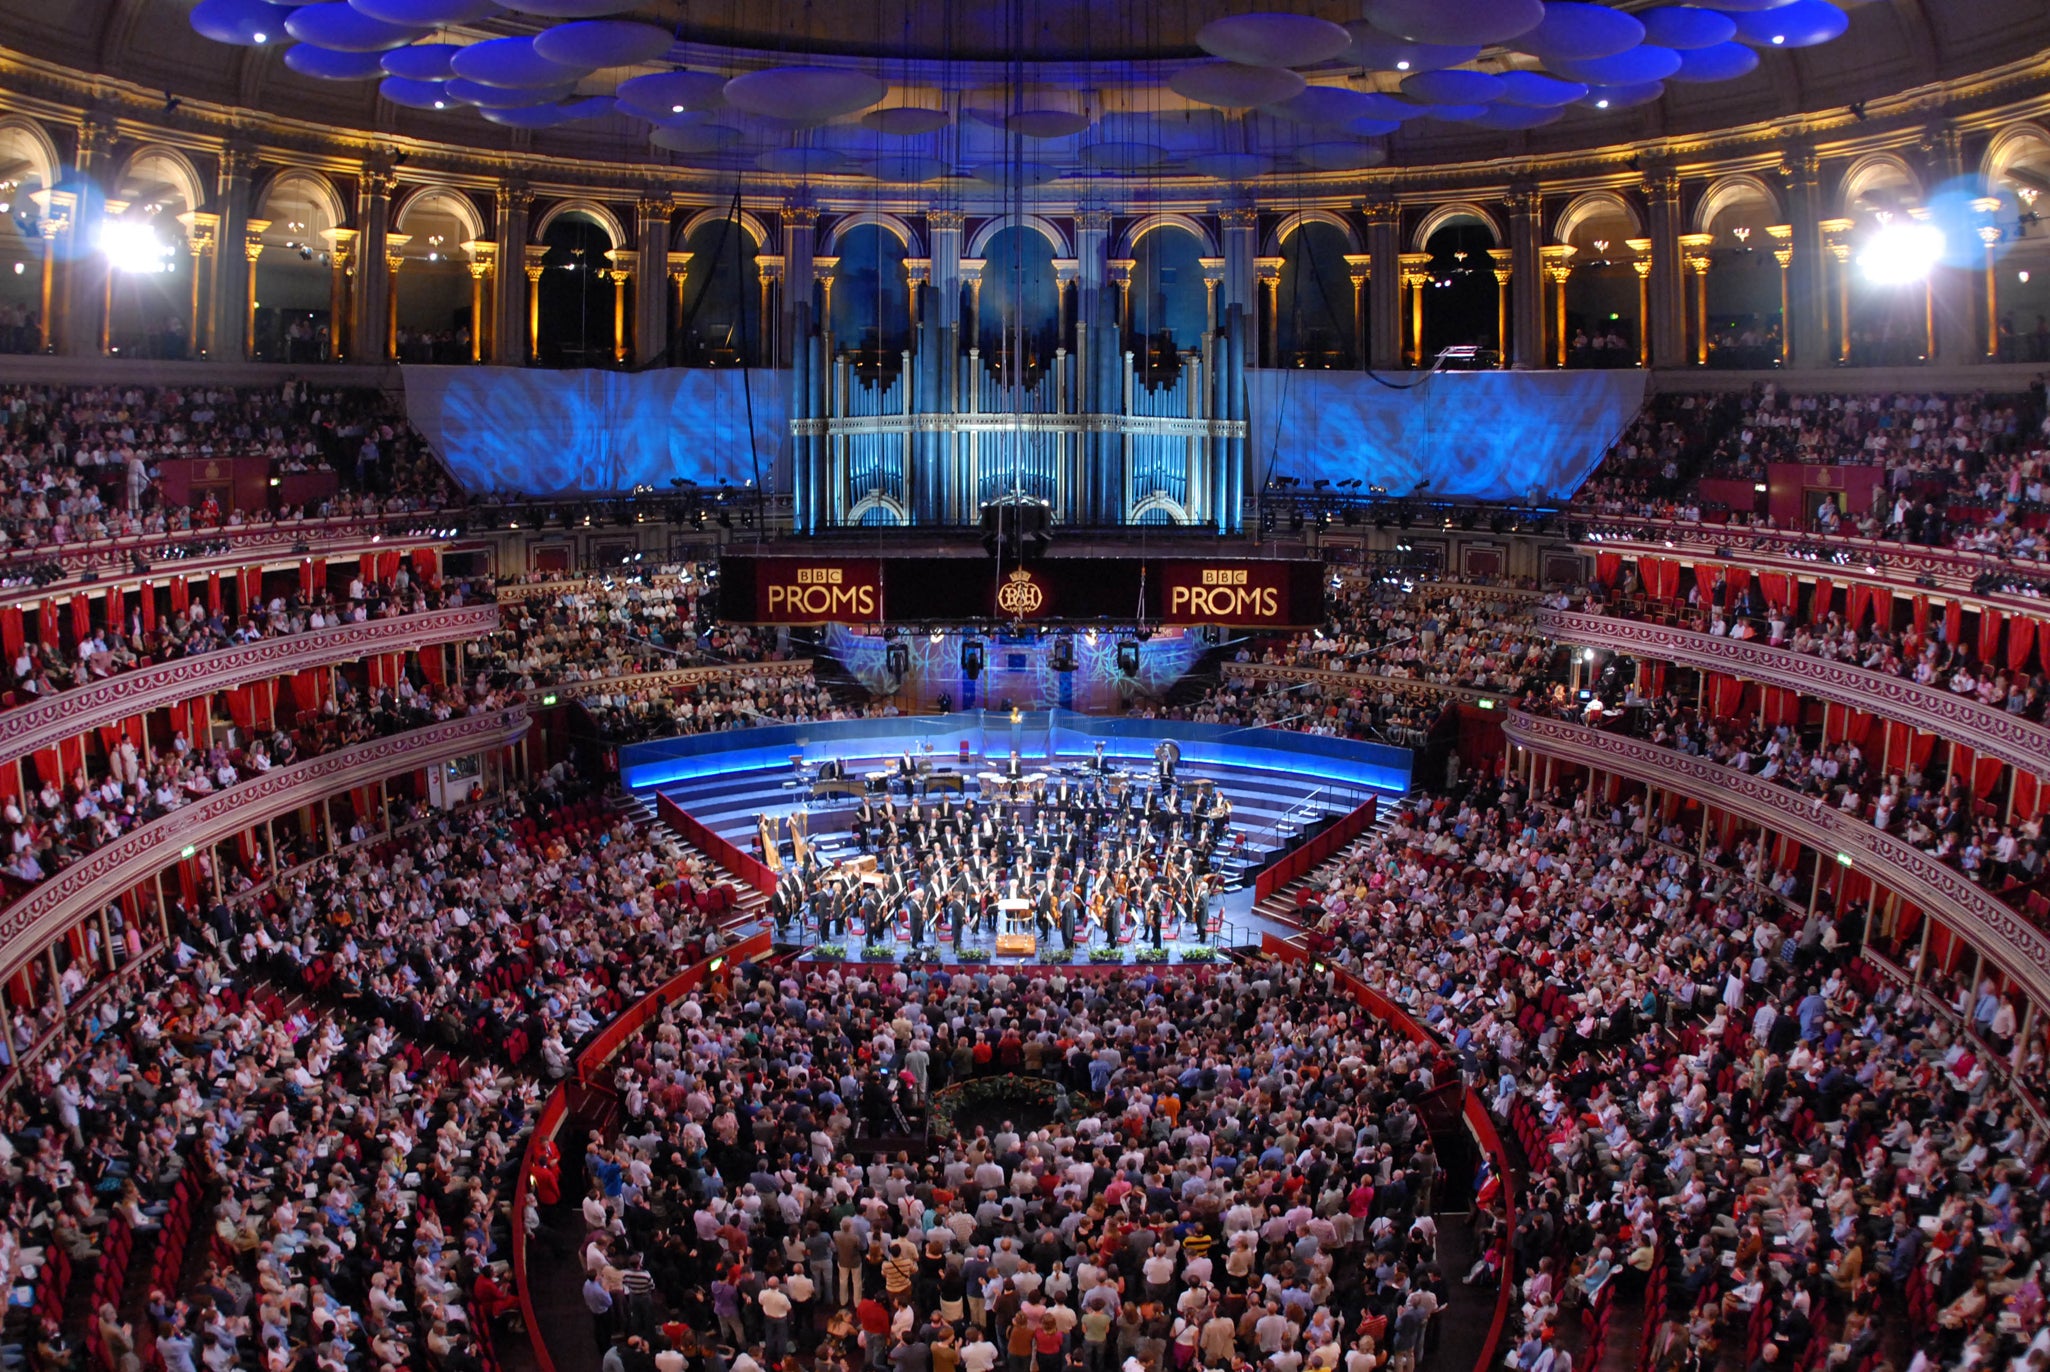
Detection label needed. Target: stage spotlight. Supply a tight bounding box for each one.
[1052,635,1077,673]
[961,639,985,679]
[1115,639,1140,676]
[1859,222,1945,285]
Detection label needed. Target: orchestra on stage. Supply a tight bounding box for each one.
[762,741,1230,956]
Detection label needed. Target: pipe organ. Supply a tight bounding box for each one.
[790,302,1250,531]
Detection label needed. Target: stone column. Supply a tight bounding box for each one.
[1766,225,1792,363]
[904,257,930,346]
[351,166,394,363]
[1975,201,2004,359]
[31,194,72,354]
[1398,251,1431,366]
[926,209,963,335]
[1074,207,1112,330]
[1363,198,1402,370]
[320,227,356,361]
[1344,253,1370,367]
[383,233,410,360]
[461,240,496,362]
[209,147,256,360]
[1540,244,1575,365]
[1781,148,1832,368]
[492,185,531,365]
[754,255,784,365]
[1219,205,1258,314]
[959,258,985,350]
[242,220,269,359]
[1255,255,1283,366]
[1819,219,1854,362]
[1107,257,1136,339]
[782,203,817,354]
[603,248,635,364]
[633,197,673,366]
[1488,248,1514,359]
[1505,185,1543,367]
[667,250,693,363]
[1641,168,1688,368]
[813,254,839,355]
[1200,258,1225,337]
[1927,125,1978,364]
[1625,238,1651,365]
[176,211,218,358]
[1679,232,1714,365]
[1050,258,1076,346]
[523,244,547,362]
[60,117,115,357]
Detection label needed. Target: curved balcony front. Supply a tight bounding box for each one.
[0,604,500,772]
[1532,607,2050,780]
[0,705,530,985]
[1500,709,2050,1009]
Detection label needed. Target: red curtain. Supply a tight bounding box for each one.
[1811,577,1833,625]
[359,553,376,584]
[1843,710,1875,747]
[1761,686,1798,726]
[37,599,58,648]
[412,547,438,580]
[419,646,444,688]
[1944,598,1963,651]
[224,688,256,731]
[1974,755,2004,799]
[1913,595,1929,639]
[2016,773,2042,820]
[169,578,189,614]
[1757,573,1792,612]
[0,607,21,660]
[1595,552,1621,586]
[206,572,222,613]
[1639,661,1666,696]
[1725,566,1750,607]
[377,551,401,583]
[2012,619,2040,673]
[137,584,155,633]
[69,595,89,645]
[1908,730,1936,770]
[291,670,327,713]
[300,559,315,596]
[1979,609,2004,664]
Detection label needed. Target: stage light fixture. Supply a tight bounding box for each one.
[884,641,909,681]
[961,639,985,679]
[1115,640,1140,676]
[1858,222,1945,285]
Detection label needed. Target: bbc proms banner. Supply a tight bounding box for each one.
[401,365,789,496]
[1245,368,1648,503]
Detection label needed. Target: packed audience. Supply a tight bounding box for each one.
[6,563,493,708]
[575,957,1475,1372]
[1570,584,2049,724]
[0,381,457,559]
[1259,584,1556,697]
[0,667,520,896]
[1576,383,2050,566]
[1296,771,2047,1372]
[1524,680,2050,900]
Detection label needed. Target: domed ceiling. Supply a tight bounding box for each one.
[3,0,2048,185]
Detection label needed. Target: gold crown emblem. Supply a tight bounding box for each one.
[995,568,1045,617]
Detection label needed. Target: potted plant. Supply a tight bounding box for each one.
[1089,948,1127,965]
[1179,946,1217,963]
[955,947,992,963]
[812,943,847,961]
[862,942,899,962]
[1133,947,1172,963]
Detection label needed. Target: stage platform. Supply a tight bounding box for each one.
[624,713,1413,963]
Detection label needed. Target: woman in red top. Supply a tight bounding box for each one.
[1031,1316,1065,1372]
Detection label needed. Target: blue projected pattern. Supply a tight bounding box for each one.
[402,365,789,496]
[1246,369,1648,502]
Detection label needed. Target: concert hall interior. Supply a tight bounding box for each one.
[3,6,2050,1372]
